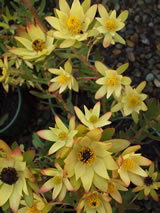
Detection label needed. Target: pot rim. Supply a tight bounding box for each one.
[0,87,22,133]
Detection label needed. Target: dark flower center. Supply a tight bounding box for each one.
[32,39,46,51]
[144,176,153,186]
[77,146,96,166]
[0,167,18,185]
[0,68,3,76]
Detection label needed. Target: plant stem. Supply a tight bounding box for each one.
[130,120,155,143]
[49,92,73,117]
[71,47,98,77]
[22,0,48,32]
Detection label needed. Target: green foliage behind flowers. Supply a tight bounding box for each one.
[0,0,160,213]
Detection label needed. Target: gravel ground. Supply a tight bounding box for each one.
[100,0,160,99]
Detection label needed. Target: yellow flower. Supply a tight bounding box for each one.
[45,0,97,48]
[48,60,79,93]
[77,191,112,213]
[0,147,35,213]
[96,4,128,47]
[18,193,52,213]
[118,145,152,186]
[95,61,131,99]
[9,24,55,62]
[121,82,148,116]
[37,115,78,155]
[132,163,160,201]
[64,129,118,192]
[39,163,73,201]
[106,179,127,203]
[74,102,112,130]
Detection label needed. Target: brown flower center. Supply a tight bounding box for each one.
[77,146,96,166]
[32,39,46,51]
[0,167,18,185]
[87,193,101,208]
[144,176,153,186]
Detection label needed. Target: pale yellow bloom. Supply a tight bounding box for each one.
[74,102,112,130]
[0,147,35,213]
[48,60,78,93]
[96,4,128,47]
[121,83,148,116]
[95,61,131,99]
[9,24,55,62]
[37,115,77,155]
[77,191,112,213]
[118,145,152,186]
[39,163,73,201]
[18,193,52,213]
[64,129,118,192]
[45,0,97,48]
[132,163,160,201]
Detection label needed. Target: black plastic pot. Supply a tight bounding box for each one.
[0,87,31,138]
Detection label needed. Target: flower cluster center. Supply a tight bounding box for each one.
[32,39,46,51]
[144,176,153,186]
[89,115,98,124]
[53,176,62,185]
[106,76,118,87]
[107,182,116,194]
[87,193,101,208]
[128,96,139,107]
[58,74,70,84]
[0,167,18,185]
[105,18,117,32]
[66,16,82,34]
[123,158,135,171]
[77,146,96,166]
[28,203,42,213]
[58,131,68,141]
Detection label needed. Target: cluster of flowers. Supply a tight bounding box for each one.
[0,0,160,212]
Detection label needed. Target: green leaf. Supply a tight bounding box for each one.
[0,113,8,126]
[29,90,51,99]
[145,98,160,122]
[101,128,115,140]
[23,186,33,207]
[38,0,46,14]
[23,150,35,165]
[32,132,44,149]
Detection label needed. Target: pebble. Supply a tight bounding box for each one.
[154,79,160,87]
[145,0,153,3]
[145,73,154,81]
[127,51,135,62]
[126,40,135,48]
